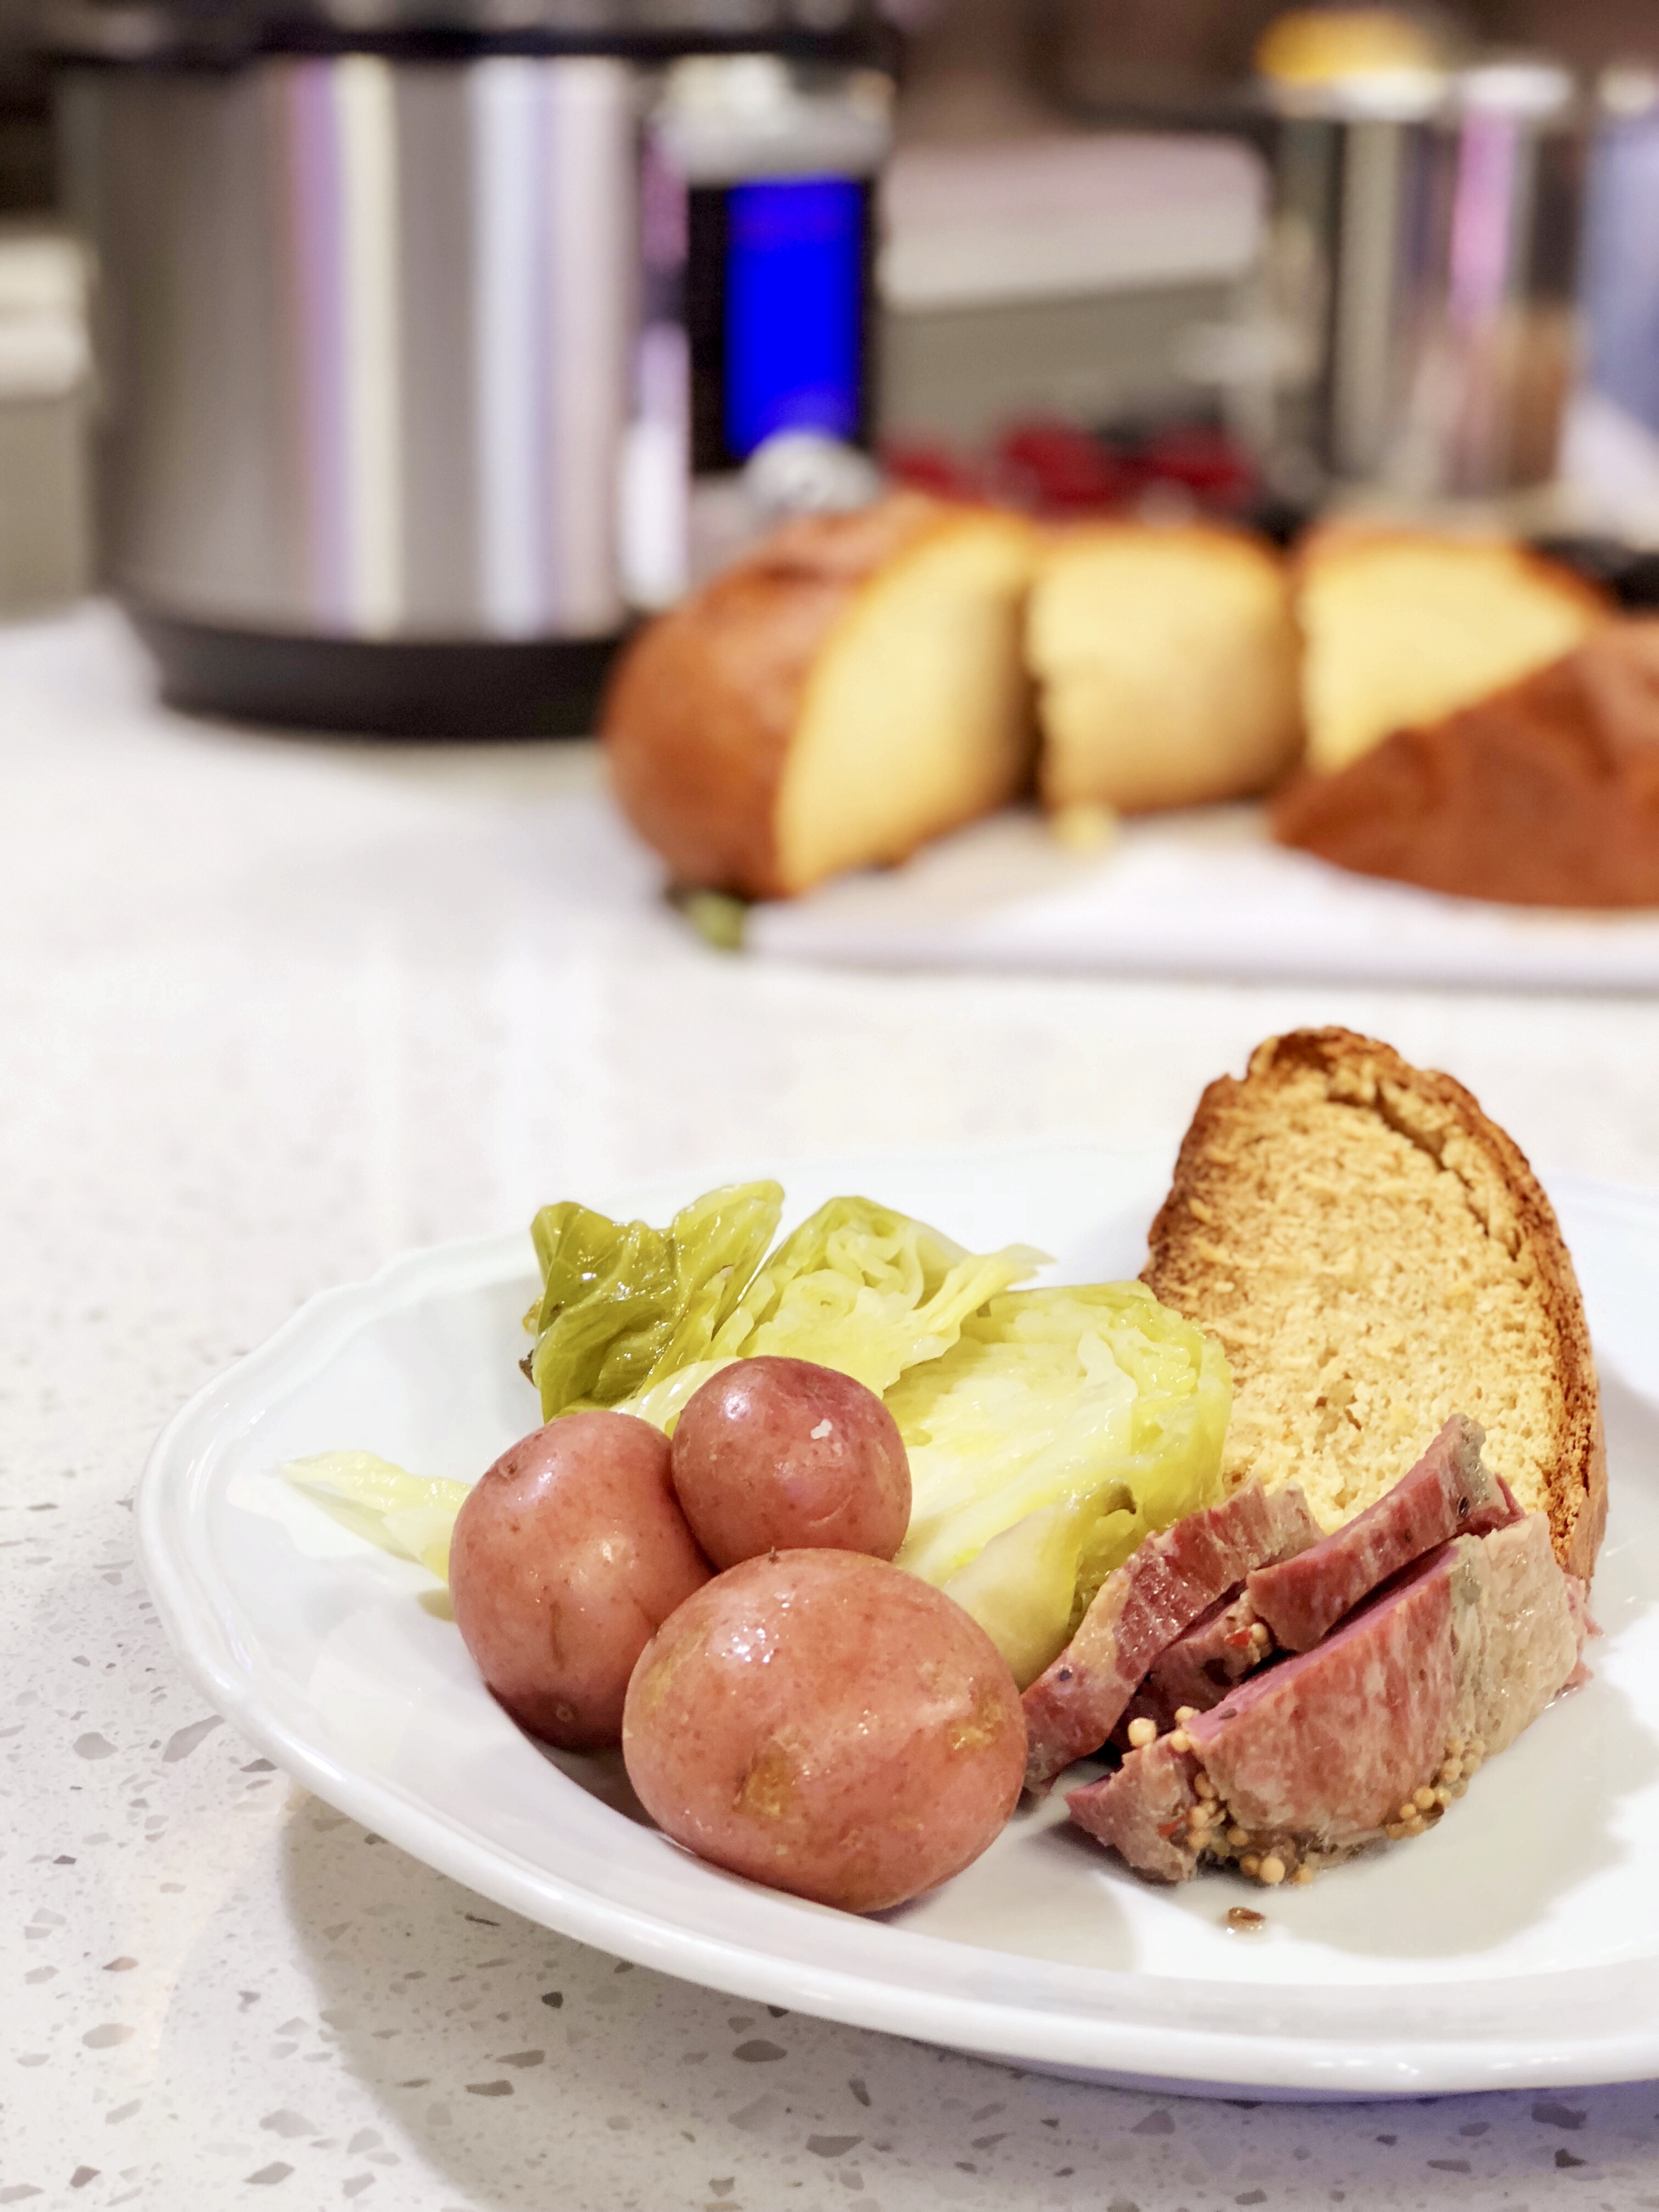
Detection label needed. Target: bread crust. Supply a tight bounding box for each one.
[1144,1028,1606,1582]
[602,494,1026,900]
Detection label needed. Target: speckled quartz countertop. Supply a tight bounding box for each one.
[8,604,1659,2210]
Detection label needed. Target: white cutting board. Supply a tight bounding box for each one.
[746,803,1659,993]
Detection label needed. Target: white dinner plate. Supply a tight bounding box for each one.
[138,1141,1659,2100]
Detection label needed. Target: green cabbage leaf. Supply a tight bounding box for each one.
[530,1186,1044,1419]
[526,1181,785,1419]
[717,1197,1047,1397]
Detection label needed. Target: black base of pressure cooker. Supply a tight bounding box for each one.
[133,612,625,740]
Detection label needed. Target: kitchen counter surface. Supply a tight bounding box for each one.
[8,603,1659,2210]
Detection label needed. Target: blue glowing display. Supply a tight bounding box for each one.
[723,177,864,460]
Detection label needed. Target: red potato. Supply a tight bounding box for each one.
[623,1550,1025,1911]
[670,1357,911,1568]
[450,1411,711,1751]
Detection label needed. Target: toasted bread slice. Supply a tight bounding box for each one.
[1295,528,1611,775]
[603,494,1039,900]
[1142,1029,1605,1581]
[1028,522,1303,814]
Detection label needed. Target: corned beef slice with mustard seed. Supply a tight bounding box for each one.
[1022,1481,1322,1793]
[1113,1588,1271,1742]
[1068,1512,1582,1884]
[1245,1413,1519,1654]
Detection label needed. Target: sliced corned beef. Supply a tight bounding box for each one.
[1453,1511,1584,1758]
[1114,1589,1268,1740]
[1023,1481,1322,1792]
[1073,1735,1204,1884]
[1198,1548,1459,1845]
[1245,1414,1517,1654]
[1068,1511,1580,1883]
[1071,1545,1457,1874]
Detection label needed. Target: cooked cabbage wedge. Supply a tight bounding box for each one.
[529,1185,1043,1417]
[723,1197,1047,1397]
[284,1452,470,1580]
[889,1285,1231,1685]
[286,1190,1232,1690]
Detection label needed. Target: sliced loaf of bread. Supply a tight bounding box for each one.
[1142,1029,1605,1581]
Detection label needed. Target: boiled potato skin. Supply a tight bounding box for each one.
[670,1357,911,1567]
[450,1412,711,1751]
[622,1550,1025,1911]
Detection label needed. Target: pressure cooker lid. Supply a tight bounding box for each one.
[40,0,880,64]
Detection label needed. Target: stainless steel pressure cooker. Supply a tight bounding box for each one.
[48,0,882,733]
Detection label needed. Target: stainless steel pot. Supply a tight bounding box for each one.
[1260,58,1585,506]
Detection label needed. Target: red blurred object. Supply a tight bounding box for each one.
[882,441,987,501]
[1140,424,1258,507]
[883,419,1260,521]
[992,421,1144,514]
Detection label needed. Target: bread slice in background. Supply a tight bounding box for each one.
[1143,1028,1605,1582]
[1027,523,1302,814]
[603,493,1039,901]
[1296,528,1611,775]
[1273,618,1659,907]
